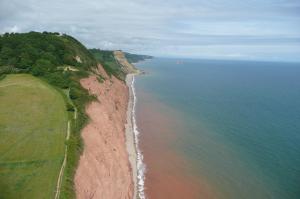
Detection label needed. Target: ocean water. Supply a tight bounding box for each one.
[134,58,300,199]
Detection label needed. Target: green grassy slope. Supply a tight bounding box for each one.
[0,31,150,198]
[89,49,152,81]
[0,32,98,199]
[0,74,68,198]
[124,52,153,63]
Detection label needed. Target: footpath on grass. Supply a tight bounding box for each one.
[55,93,77,199]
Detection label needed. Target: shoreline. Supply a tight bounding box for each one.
[126,74,146,199]
[125,74,138,199]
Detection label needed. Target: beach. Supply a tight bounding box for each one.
[126,73,146,199]
[125,74,137,199]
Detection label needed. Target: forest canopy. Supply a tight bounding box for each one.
[0,31,97,75]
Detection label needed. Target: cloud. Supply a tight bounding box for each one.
[2,25,20,33]
[0,0,299,61]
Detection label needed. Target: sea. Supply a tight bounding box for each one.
[133,58,300,199]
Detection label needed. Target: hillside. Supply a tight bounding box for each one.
[0,31,151,199]
[89,48,127,80]
[89,49,152,81]
[0,74,68,199]
[0,32,100,199]
[0,32,96,75]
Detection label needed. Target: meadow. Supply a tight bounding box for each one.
[0,74,68,198]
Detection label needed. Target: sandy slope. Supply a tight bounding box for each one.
[75,65,134,199]
[114,51,139,74]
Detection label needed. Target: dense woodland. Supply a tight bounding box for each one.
[0,32,97,87]
[0,32,150,83]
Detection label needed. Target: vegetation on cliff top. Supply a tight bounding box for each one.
[0,32,96,73]
[124,52,153,63]
[0,31,152,199]
[89,48,127,80]
[89,49,151,81]
[0,31,97,199]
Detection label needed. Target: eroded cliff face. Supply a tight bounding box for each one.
[114,51,139,74]
[75,64,133,199]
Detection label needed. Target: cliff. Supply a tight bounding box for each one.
[75,64,134,198]
[0,32,99,199]
[0,31,151,199]
[89,49,151,81]
[113,50,139,74]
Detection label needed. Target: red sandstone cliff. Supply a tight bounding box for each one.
[75,64,133,199]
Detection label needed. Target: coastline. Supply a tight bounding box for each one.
[125,74,138,199]
[126,73,146,199]
[75,65,134,199]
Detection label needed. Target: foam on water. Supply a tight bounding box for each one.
[131,76,146,199]
[134,58,300,199]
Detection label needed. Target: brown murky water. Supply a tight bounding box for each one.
[136,91,216,199]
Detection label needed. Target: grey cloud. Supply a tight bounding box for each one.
[0,0,299,61]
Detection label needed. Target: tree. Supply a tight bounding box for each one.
[63,53,75,65]
[16,52,32,69]
[46,44,56,52]
[35,58,53,68]
[45,72,70,88]
[69,87,82,99]
[41,52,58,66]
[32,59,53,76]
[0,46,13,61]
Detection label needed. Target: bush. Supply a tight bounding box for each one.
[69,87,82,100]
[31,59,54,76]
[31,66,45,76]
[97,75,105,83]
[44,72,70,88]
[0,74,6,81]
[66,102,75,112]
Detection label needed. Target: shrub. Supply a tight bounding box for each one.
[66,102,75,112]
[69,87,82,100]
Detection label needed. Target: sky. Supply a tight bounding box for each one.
[0,0,300,61]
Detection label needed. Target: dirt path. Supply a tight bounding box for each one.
[54,120,71,199]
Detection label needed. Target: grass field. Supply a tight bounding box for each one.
[0,74,68,198]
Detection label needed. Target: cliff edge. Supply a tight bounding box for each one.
[113,50,139,74]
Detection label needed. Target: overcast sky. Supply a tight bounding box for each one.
[1,0,300,61]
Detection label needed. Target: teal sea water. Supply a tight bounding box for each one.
[135,58,300,199]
